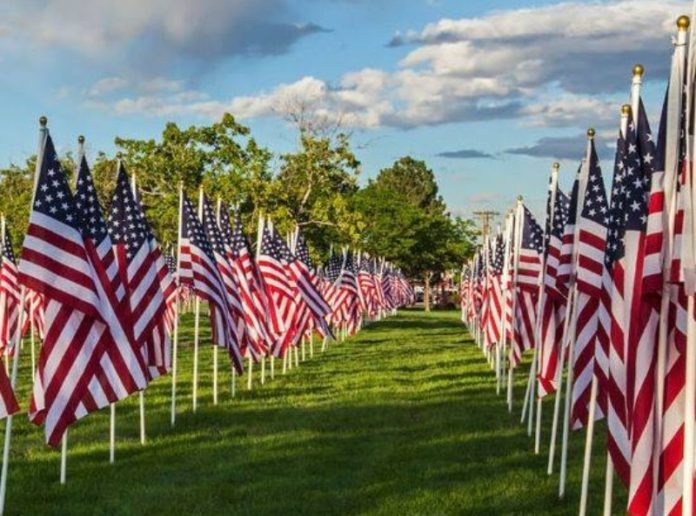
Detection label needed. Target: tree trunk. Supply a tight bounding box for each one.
[423,272,431,312]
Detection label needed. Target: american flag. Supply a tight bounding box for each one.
[483,233,504,349]
[323,250,345,324]
[19,130,146,446]
[257,221,301,357]
[218,207,273,358]
[179,194,243,373]
[357,254,379,317]
[649,49,691,514]
[22,288,45,341]
[570,137,610,430]
[107,164,176,377]
[603,123,632,488]
[200,197,254,359]
[510,205,543,367]
[336,250,363,335]
[606,99,660,515]
[0,225,21,354]
[555,172,580,300]
[73,154,148,416]
[538,184,570,398]
[290,228,333,339]
[0,221,20,419]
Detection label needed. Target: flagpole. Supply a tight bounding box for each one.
[58,135,89,479]
[507,197,524,412]
[192,187,204,413]
[532,162,561,453]
[559,129,594,499]
[171,183,184,426]
[682,7,696,510]
[213,197,224,405]
[497,213,513,395]
[548,148,590,476]
[601,102,631,513]
[521,165,559,430]
[29,302,35,380]
[0,113,39,504]
[130,171,147,445]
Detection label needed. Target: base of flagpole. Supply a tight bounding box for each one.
[109,403,116,464]
[139,391,146,445]
[60,431,68,484]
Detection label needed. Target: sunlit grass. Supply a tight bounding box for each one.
[4,309,624,514]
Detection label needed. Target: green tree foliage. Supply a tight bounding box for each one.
[113,114,273,247]
[0,117,476,284]
[355,157,477,310]
[272,133,363,260]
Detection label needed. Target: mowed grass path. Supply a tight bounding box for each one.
[6,309,623,515]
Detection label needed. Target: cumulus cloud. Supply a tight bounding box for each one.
[75,0,688,131]
[2,0,329,68]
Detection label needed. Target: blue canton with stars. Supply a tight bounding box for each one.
[75,155,109,245]
[181,196,216,262]
[581,140,609,228]
[522,207,544,254]
[107,164,149,261]
[33,133,81,231]
[201,196,227,256]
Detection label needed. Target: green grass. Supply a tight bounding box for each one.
[4,309,625,515]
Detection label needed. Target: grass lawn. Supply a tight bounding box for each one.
[4,309,625,515]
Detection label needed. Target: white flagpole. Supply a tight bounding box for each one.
[213,198,225,405]
[5,121,47,504]
[497,214,513,395]
[507,197,524,412]
[109,403,116,463]
[0,125,36,507]
[130,172,147,446]
[681,11,696,513]
[547,288,575,474]
[29,305,35,380]
[559,129,594,499]
[602,103,631,508]
[60,431,67,484]
[531,162,561,452]
[579,87,637,512]
[192,187,204,413]
[170,183,184,426]
[548,149,589,475]
[247,357,253,390]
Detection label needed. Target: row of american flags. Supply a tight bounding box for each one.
[0,120,414,510]
[460,15,696,516]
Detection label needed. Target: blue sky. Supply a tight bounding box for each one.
[0,0,690,224]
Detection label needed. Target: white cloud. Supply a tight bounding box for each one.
[88,77,129,97]
[2,0,328,64]
[81,0,690,131]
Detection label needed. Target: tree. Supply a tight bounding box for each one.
[356,157,477,311]
[271,132,363,262]
[0,155,76,253]
[112,113,273,246]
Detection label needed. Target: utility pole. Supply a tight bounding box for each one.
[473,210,500,239]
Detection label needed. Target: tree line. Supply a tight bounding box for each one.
[0,113,477,308]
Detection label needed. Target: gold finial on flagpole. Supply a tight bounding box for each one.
[587,128,595,139]
[632,64,644,77]
[552,162,560,170]
[39,116,47,127]
[621,104,631,115]
[77,135,85,145]
[677,15,690,30]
